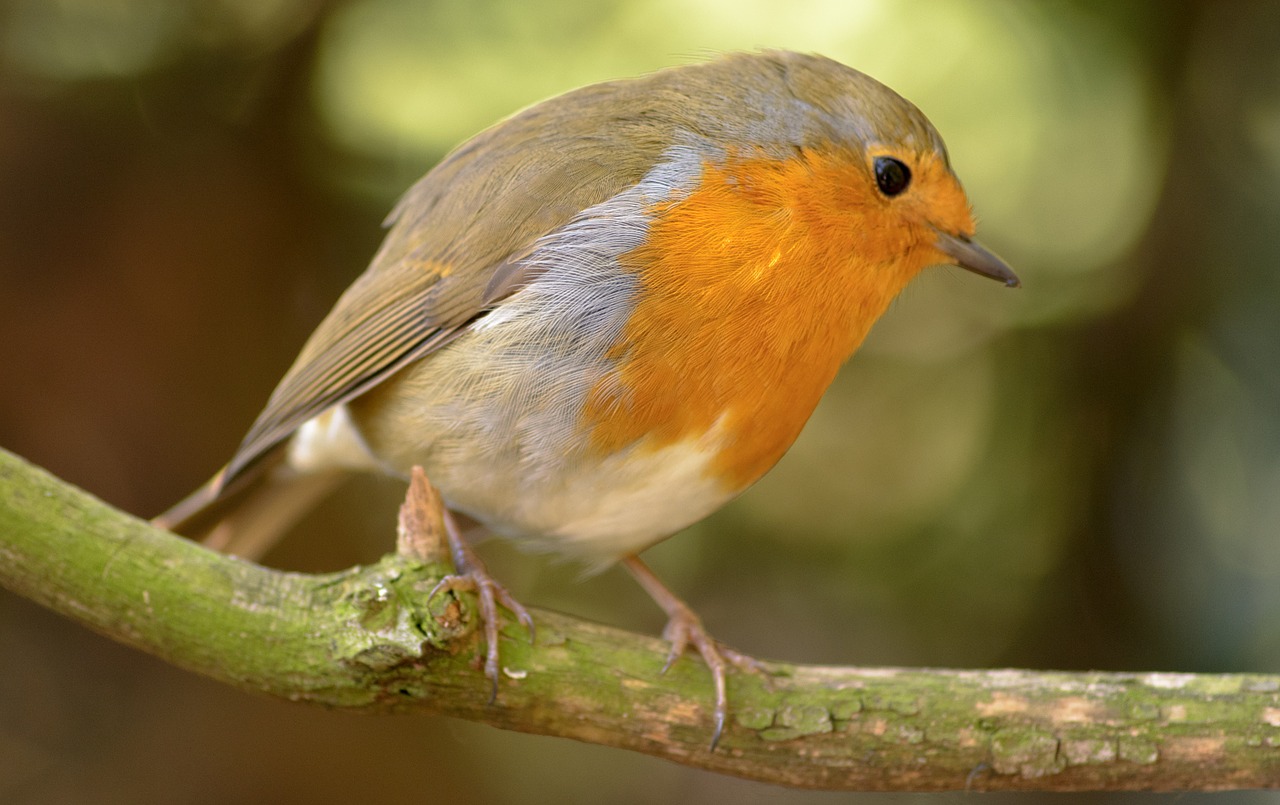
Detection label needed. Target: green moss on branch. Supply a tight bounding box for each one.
[2,447,1278,791]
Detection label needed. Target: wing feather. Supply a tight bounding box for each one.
[215,78,684,489]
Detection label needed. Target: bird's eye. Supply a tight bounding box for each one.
[874,156,911,197]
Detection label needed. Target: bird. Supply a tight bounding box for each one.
[155,50,1019,747]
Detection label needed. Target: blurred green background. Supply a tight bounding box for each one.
[2,0,1279,802]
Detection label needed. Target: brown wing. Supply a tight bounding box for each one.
[219,259,461,484]
[216,78,685,489]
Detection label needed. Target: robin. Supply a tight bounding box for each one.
[156,50,1019,746]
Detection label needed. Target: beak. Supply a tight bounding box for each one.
[933,230,1020,288]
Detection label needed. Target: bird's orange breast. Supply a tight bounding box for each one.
[580,146,934,489]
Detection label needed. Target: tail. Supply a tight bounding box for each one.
[153,451,349,561]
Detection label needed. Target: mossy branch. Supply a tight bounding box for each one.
[1,446,1278,791]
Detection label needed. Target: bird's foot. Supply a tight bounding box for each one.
[402,467,534,700]
[622,555,764,749]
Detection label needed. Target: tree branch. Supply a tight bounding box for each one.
[1,446,1277,791]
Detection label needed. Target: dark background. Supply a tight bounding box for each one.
[3,0,1279,802]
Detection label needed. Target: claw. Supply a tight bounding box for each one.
[406,467,534,699]
[623,555,762,750]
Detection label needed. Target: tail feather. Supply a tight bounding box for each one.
[153,450,350,561]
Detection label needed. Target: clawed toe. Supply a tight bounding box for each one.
[404,468,535,700]
[428,571,534,699]
[623,555,763,750]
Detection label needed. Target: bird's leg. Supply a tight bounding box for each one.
[621,554,763,749]
[420,485,535,701]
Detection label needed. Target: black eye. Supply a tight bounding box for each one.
[874,156,911,197]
